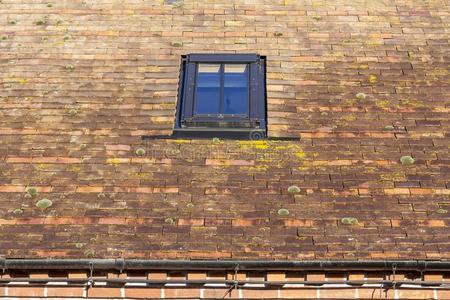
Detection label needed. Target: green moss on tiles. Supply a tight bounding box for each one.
[83,249,95,258]
[12,208,24,215]
[79,143,87,150]
[67,108,78,115]
[75,243,85,248]
[384,125,395,130]
[287,185,301,194]
[170,41,183,47]
[9,20,17,25]
[36,198,52,209]
[320,112,328,116]
[164,217,175,224]
[63,35,70,41]
[1,36,7,40]
[251,236,262,245]
[341,217,358,225]
[97,193,106,199]
[212,137,220,143]
[35,17,49,26]
[135,148,146,156]
[47,3,53,7]
[274,32,283,37]
[355,92,367,100]
[400,155,415,166]
[186,203,194,209]
[25,187,38,197]
[64,64,75,71]
[277,208,290,216]
[436,208,448,214]
[312,16,322,21]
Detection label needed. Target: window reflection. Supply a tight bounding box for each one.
[194,63,249,116]
[194,64,221,114]
[224,64,248,115]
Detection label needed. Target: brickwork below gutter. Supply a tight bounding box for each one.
[0,269,449,299]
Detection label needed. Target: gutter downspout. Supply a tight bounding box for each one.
[0,259,448,272]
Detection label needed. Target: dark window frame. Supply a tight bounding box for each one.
[173,53,267,139]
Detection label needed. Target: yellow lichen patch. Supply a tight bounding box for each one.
[341,115,357,122]
[398,99,424,108]
[417,132,444,138]
[428,69,448,76]
[152,91,172,98]
[432,107,450,113]
[254,141,270,150]
[128,171,152,180]
[146,66,161,72]
[366,39,383,46]
[17,78,28,84]
[106,158,130,165]
[369,74,377,84]
[173,139,190,144]
[149,116,171,123]
[237,140,270,150]
[343,99,356,106]
[332,51,345,57]
[274,145,287,150]
[52,41,65,47]
[241,165,269,172]
[295,151,306,159]
[376,99,390,109]
[298,166,313,171]
[380,172,406,181]
[3,76,28,85]
[67,164,81,173]
[141,103,174,110]
[33,164,48,171]
[282,144,308,161]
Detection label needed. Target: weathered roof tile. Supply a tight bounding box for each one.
[0,0,449,260]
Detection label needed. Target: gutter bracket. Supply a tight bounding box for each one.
[221,264,240,299]
[86,261,94,290]
[0,258,5,275]
[115,258,125,273]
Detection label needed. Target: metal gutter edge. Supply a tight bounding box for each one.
[0,259,448,272]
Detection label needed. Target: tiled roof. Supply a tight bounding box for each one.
[0,0,449,260]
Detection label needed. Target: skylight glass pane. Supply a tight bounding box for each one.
[224,64,249,115]
[224,64,247,73]
[195,64,221,114]
[198,64,221,73]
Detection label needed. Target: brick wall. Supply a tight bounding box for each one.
[0,270,449,299]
